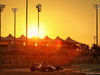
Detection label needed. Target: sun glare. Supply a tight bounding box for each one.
[28,25,44,38]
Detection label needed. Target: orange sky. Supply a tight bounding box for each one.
[0,0,100,46]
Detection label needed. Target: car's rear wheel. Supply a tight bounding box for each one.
[47,67,54,72]
[30,66,35,71]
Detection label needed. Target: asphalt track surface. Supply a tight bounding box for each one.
[0,68,86,75]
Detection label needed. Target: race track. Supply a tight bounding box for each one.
[0,68,85,75]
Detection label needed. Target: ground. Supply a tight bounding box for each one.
[0,68,92,75]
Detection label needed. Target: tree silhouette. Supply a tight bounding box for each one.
[91,44,100,61]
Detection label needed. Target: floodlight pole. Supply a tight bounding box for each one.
[94,4,100,46]
[0,11,1,44]
[12,8,18,51]
[0,4,5,64]
[0,4,5,51]
[26,0,28,51]
[36,4,42,45]
[38,9,39,41]
[94,36,96,44]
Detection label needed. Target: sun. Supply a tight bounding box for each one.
[28,29,37,38]
[28,25,44,38]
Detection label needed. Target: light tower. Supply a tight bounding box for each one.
[0,4,5,45]
[0,4,5,52]
[12,8,18,51]
[36,4,42,45]
[94,36,96,44]
[26,0,28,50]
[94,4,100,46]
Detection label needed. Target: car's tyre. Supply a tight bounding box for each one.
[48,67,54,72]
[55,65,61,70]
[30,66,35,71]
[41,66,47,72]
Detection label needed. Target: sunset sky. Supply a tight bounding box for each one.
[0,0,100,46]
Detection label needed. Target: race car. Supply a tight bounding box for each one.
[30,62,63,72]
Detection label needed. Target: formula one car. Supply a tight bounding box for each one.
[30,62,63,72]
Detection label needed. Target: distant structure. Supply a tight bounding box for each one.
[0,34,90,64]
[94,4,100,46]
[0,34,88,50]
